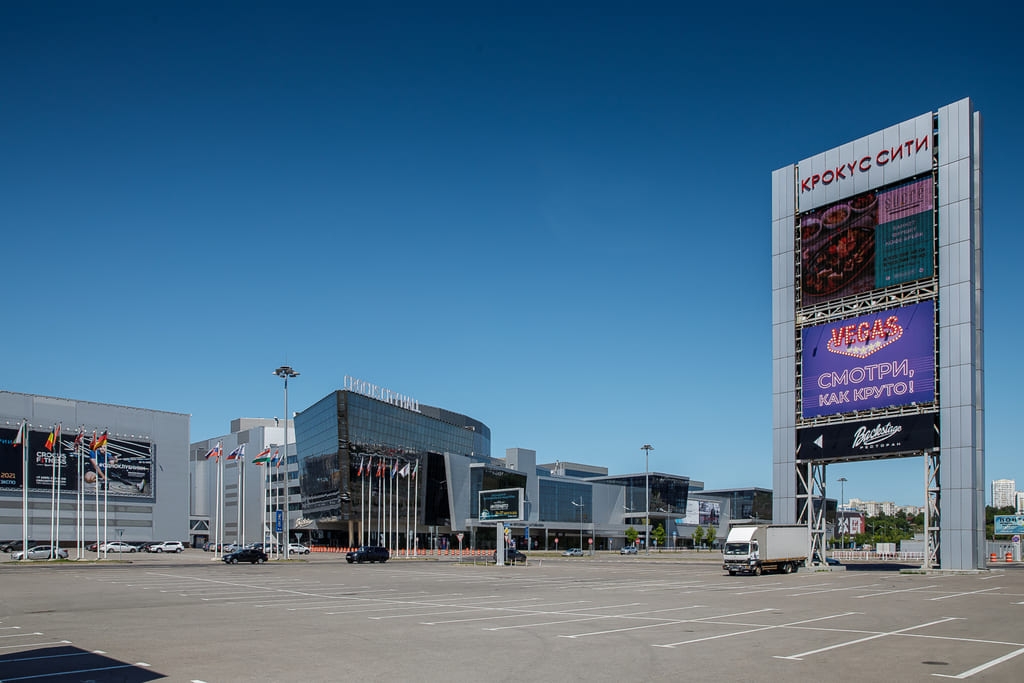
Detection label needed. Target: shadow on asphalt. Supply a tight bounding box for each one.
[0,645,165,681]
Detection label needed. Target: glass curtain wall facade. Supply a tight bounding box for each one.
[293,390,490,546]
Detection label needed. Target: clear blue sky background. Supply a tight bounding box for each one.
[2,2,1019,507]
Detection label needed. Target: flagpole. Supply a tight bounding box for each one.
[93,435,100,559]
[413,459,419,556]
[19,421,28,562]
[221,450,226,556]
[103,436,109,560]
[49,426,57,557]
[406,463,411,558]
[76,434,83,559]
[54,424,62,560]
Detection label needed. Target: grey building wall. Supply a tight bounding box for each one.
[0,390,190,545]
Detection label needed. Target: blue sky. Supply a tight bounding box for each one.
[2,2,1019,507]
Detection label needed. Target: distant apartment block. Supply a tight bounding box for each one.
[992,479,1016,508]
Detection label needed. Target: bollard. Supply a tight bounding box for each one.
[990,552,997,562]
[1007,552,1013,563]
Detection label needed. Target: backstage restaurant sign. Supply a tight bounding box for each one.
[797,413,938,462]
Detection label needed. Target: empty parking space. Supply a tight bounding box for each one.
[2,559,1022,680]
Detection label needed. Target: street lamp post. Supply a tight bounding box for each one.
[274,365,299,561]
[837,476,848,549]
[571,497,584,552]
[641,444,653,555]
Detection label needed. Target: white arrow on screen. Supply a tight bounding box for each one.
[813,435,823,449]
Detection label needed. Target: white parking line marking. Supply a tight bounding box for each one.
[509,605,706,636]
[775,617,961,660]
[932,646,1024,679]
[0,641,71,651]
[929,587,1002,601]
[855,585,938,598]
[1,662,147,681]
[658,611,854,649]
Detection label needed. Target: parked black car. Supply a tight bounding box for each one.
[223,548,268,564]
[346,546,389,564]
[492,549,527,564]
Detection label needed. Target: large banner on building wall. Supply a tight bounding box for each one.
[0,426,153,499]
[801,176,934,305]
[801,301,935,419]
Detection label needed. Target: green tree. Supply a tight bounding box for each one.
[625,526,639,546]
[692,525,705,549]
[705,525,717,548]
[652,523,667,550]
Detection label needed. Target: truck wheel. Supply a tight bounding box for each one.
[728,570,736,576]
[753,565,762,576]
[782,562,793,574]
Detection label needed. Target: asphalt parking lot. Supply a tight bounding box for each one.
[1,552,1022,682]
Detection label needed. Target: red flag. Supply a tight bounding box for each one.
[89,430,98,450]
[73,428,85,449]
[376,458,384,477]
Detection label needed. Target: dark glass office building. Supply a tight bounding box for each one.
[294,389,490,546]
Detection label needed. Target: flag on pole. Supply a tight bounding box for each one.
[391,460,398,478]
[357,457,365,477]
[400,463,410,478]
[94,430,108,452]
[12,421,26,447]
[205,441,222,460]
[45,424,59,451]
[73,428,84,449]
[412,461,419,478]
[226,444,245,460]
[376,458,384,477]
[253,447,271,465]
[89,430,98,451]
[271,448,282,467]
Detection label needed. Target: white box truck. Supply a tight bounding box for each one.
[722,524,808,576]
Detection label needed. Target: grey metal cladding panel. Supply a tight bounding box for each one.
[772,250,794,291]
[772,218,790,258]
[852,134,874,194]
[865,129,887,194]
[772,165,795,221]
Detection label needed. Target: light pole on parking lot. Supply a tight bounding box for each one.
[274,365,299,561]
[641,444,653,555]
[571,497,584,551]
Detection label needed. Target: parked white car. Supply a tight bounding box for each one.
[12,545,69,560]
[98,541,137,553]
[147,541,185,553]
[288,543,311,555]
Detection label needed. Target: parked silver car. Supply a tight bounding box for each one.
[12,545,69,560]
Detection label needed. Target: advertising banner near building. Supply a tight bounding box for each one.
[479,488,523,521]
[797,413,938,462]
[679,499,721,526]
[994,516,1024,536]
[0,426,153,499]
[801,301,935,418]
[801,176,934,305]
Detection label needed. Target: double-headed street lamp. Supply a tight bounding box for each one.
[641,444,653,555]
[274,365,299,561]
[571,497,584,552]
